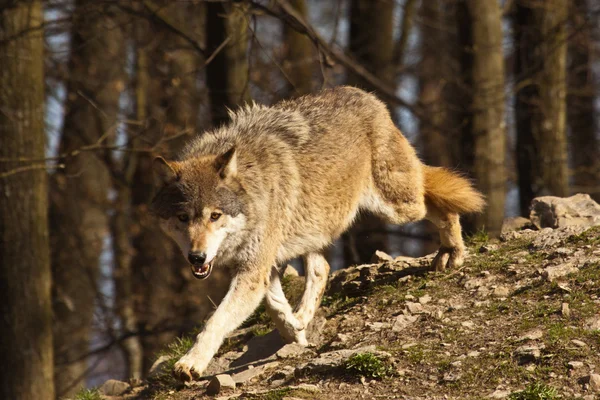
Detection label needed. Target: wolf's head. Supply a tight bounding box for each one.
[150,147,248,279]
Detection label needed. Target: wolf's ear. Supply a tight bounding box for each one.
[153,156,178,185]
[214,147,237,179]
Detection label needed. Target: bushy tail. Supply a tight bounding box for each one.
[423,166,486,214]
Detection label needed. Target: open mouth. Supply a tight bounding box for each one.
[190,260,213,280]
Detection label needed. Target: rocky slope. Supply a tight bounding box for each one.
[89,195,600,400]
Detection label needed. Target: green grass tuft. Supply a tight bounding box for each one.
[74,388,102,400]
[344,352,394,380]
[508,382,558,400]
[465,228,490,247]
[149,335,195,385]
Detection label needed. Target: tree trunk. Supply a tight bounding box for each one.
[418,0,460,168]
[206,1,251,126]
[567,0,599,200]
[455,0,507,235]
[130,10,187,374]
[345,0,396,264]
[113,2,205,378]
[49,1,125,395]
[283,0,314,96]
[130,3,230,374]
[0,2,55,399]
[515,0,569,216]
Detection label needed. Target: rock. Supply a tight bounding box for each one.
[562,303,571,317]
[306,314,327,345]
[501,216,533,234]
[148,355,171,379]
[283,264,299,277]
[543,263,578,281]
[207,374,236,395]
[532,226,586,249]
[530,194,600,229]
[297,346,389,374]
[568,361,585,369]
[406,302,425,314]
[276,343,315,359]
[584,316,600,331]
[514,345,542,364]
[371,250,394,263]
[571,339,588,348]
[294,383,321,392]
[418,294,432,304]
[518,329,543,342]
[366,321,390,331]
[588,374,600,392]
[493,286,510,298]
[479,244,499,253]
[99,379,130,396]
[205,351,244,376]
[443,372,461,382]
[461,321,475,329]
[232,361,279,385]
[488,389,511,398]
[392,315,418,332]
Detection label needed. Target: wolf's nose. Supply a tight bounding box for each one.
[188,251,206,265]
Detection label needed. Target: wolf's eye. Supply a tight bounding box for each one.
[177,213,189,223]
[210,212,222,222]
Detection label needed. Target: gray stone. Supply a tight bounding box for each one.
[207,374,236,395]
[530,194,600,229]
[532,226,587,249]
[276,343,315,359]
[543,263,578,281]
[99,379,130,396]
[493,286,510,298]
[488,389,511,399]
[297,346,389,374]
[479,244,499,253]
[588,374,600,392]
[568,361,585,369]
[571,339,588,348]
[148,355,171,379]
[406,302,425,314]
[443,372,461,382]
[562,303,571,318]
[584,316,600,331]
[418,294,432,304]
[514,345,542,364]
[518,329,543,342]
[392,315,418,332]
[232,361,279,385]
[371,250,394,263]
[501,216,533,234]
[290,383,321,393]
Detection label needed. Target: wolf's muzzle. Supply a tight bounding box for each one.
[188,251,206,265]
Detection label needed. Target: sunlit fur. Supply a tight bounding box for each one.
[149,86,485,381]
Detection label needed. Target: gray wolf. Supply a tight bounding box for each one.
[150,86,485,381]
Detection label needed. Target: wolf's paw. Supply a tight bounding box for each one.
[292,329,308,346]
[173,354,206,382]
[432,246,464,271]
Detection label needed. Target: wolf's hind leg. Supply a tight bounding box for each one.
[265,266,307,345]
[425,202,465,271]
[294,253,330,332]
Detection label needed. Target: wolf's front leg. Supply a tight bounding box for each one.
[174,269,268,381]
